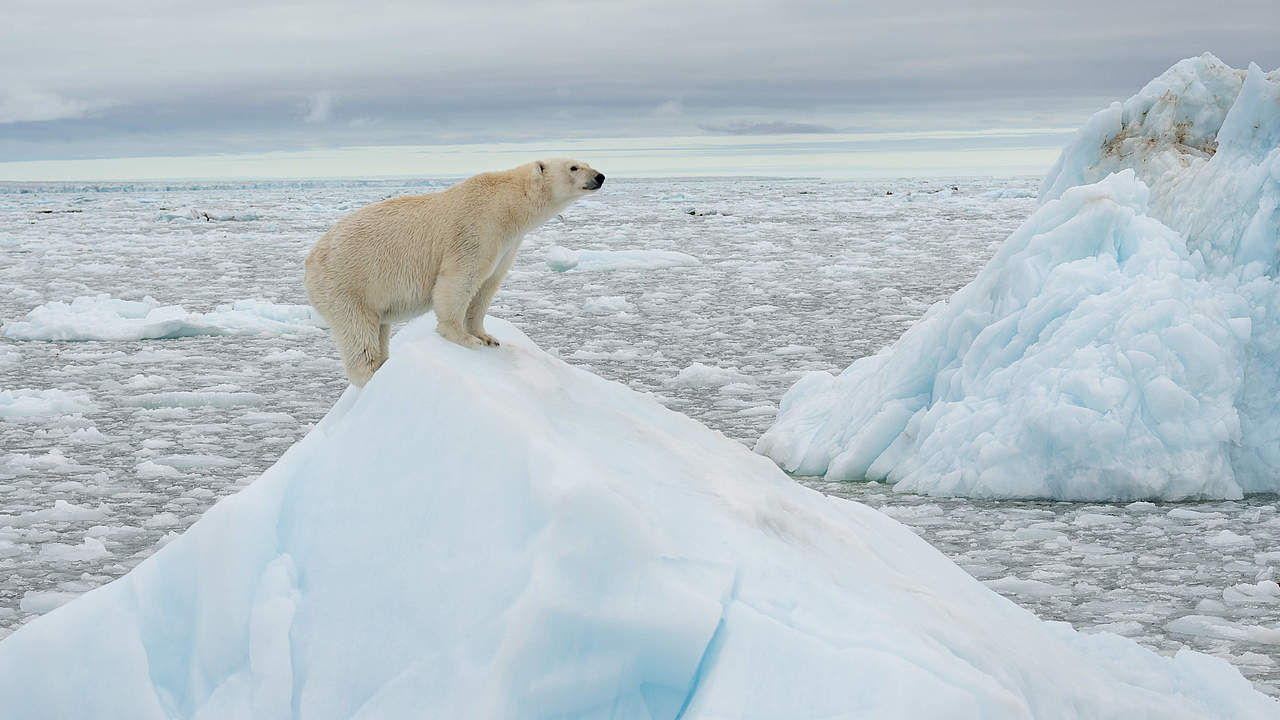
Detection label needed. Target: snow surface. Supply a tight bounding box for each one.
[759,54,1280,501]
[2,295,324,341]
[0,315,1274,718]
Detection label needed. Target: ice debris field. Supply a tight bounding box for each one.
[1,317,1276,718]
[0,54,1277,713]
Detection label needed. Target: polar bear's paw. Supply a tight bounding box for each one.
[476,333,501,347]
[436,323,485,350]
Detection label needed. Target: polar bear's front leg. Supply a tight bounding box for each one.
[432,271,485,349]
[465,246,520,347]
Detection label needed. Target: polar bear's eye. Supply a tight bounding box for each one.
[570,166,578,172]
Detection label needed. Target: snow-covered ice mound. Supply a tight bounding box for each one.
[2,295,324,341]
[758,54,1280,500]
[0,316,1274,718]
[545,245,700,271]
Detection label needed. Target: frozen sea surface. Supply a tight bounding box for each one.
[1,176,1277,693]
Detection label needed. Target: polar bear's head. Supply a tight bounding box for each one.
[536,158,605,201]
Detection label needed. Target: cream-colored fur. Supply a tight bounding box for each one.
[305,158,604,386]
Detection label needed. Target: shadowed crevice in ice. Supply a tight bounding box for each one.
[759,54,1280,501]
[0,316,1275,718]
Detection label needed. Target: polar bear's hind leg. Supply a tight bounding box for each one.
[331,303,386,387]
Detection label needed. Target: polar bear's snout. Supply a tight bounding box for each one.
[585,173,605,191]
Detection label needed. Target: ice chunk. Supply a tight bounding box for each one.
[582,295,637,314]
[233,411,295,425]
[2,295,324,341]
[1073,513,1125,528]
[667,362,753,389]
[1167,615,1280,645]
[1206,529,1256,549]
[760,55,1280,500]
[0,500,110,528]
[18,591,78,614]
[135,460,183,479]
[122,391,263,409]
[0,315,1273,718]
[152,454,238,470]
[984,575,1072,598]
[545,245,700,272]
[37,537,109,562]
[157,207,262,222]
[0,388,95,419]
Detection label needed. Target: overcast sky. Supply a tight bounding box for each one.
[1,0,1276,170]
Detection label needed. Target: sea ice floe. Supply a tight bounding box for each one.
[2,295,324,341]
[545,245,701,271]
[582,295,637,314]
[1167,615,1280,645]
[666,362,753,389]
[0,500,109,528]
[37,537,109,562]
[156,207,262,222]
[0,388,95,420]
[135,461,183,479]
[18,591,78,615]
[121,391,264,409]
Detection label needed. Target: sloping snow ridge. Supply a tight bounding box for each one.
[758,54,1280,500]
[2,295,325,341]
[0,316,1274,718]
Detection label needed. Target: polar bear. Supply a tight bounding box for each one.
[305,158,605,386]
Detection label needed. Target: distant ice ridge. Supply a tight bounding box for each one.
[1,315,1273,718]
[2,295,324,341]
[758,54,1280,500]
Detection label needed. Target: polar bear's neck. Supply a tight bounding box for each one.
[516,185,576,233]
[459,167,578,240]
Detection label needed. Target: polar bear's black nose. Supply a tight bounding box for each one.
[595,173,605,185]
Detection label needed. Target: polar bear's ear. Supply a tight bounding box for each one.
[536,161,546,174]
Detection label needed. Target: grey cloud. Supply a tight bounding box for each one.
[1,0,1277,162]
[0,88,113,124]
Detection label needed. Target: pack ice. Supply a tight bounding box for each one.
[0,317,1274,718]
[758,54,1280,500]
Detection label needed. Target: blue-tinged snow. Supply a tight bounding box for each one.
[758,54,1280,500]
[1,315,1273,719]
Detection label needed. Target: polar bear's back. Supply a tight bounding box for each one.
[304,168,540,319]
[305,192,449,318]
